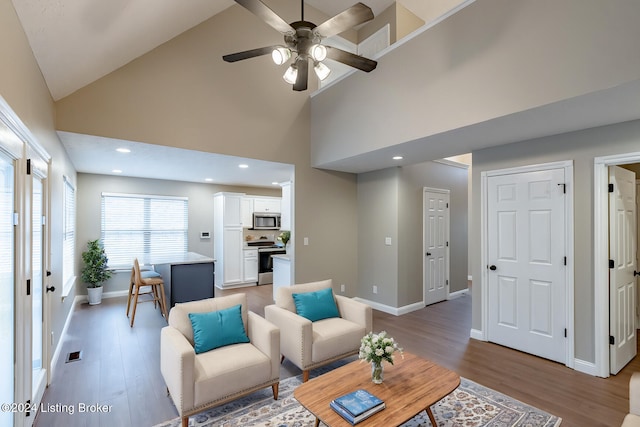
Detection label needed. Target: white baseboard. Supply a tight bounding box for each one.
[353,298,424,316]
[447,288,469,300]
[75,289,129,302]
[573,358,599,377]
[470,328,485,341]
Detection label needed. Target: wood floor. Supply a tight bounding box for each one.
[35,285,638,427]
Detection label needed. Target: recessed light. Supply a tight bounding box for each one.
[239,164,249,169]
[205,178,213,182]
[116,148,131,153]
[272,182,279,185]
[112,169,122,173]
[392,156,403,160]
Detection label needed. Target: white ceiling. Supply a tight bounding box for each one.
[58,131,294,188]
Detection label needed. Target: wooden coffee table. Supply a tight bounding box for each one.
[294,352,460,427]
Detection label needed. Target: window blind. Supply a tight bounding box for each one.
[62,176,75,287]
[101,193,188,267]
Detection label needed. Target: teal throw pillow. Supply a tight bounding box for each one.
[188,304,250,354]
[292,287,340,322]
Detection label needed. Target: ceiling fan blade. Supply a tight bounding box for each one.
[313,3,374,39]
[293,58,308,91]
[222,46,278,62]
[235,0,295,35]
[325,46,377,72]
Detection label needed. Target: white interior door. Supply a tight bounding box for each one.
[0,152,15,427]
[424,189,449,306]
[487,168,567,363]
[609,165,637,375]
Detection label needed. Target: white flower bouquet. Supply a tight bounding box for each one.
[358,331,403,365]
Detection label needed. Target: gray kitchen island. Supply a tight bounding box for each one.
[149,252,215,308]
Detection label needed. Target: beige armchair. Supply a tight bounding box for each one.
[160,294,280,427]
[265,279,372,382]
[623,373,640,426]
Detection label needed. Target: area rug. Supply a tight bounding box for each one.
[154,375,561,427]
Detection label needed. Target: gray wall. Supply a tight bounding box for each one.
[471,118,640,364]
[76,173,280,294]
[310,0,640,168]
[358,161,468,308]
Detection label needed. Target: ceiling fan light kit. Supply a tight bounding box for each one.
[271,46,291,65]
[223,0,378,91]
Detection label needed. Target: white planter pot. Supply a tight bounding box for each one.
[87,286,103,305]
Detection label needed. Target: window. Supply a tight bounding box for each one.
[101,193,188,267]
[62,176,75,295]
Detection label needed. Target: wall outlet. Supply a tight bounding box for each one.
[385,237,392,246]
[373,285,378,294]
[340,284,346,293]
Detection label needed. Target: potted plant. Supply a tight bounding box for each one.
[278,230,290,251]
[81,239,112,305]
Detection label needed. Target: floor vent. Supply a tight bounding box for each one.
[65,351,82,363]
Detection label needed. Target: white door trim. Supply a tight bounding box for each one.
[423,187,450,306]
[594,152,640,378]
[480,160,574,368]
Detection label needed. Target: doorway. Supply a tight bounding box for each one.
[594,153,640,377]
[0,97,51,427]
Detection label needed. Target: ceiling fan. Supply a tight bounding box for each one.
[223,0,378,91]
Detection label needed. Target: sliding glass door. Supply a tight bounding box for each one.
[0,152,15,427]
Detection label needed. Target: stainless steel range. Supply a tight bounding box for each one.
[257,246,286,285]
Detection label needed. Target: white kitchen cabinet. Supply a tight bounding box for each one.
[214,192,247,288]
[243,249,258,282]
[241,197,254,228]
[253,197,281,213]
[279,181,291,231]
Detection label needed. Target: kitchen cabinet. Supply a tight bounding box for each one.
[279,181,292,231]
[253,197,281,213]
[214,192,248,288]
[241,197,253,228]
[243,249,258,282]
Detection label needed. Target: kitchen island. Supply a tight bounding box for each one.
[272,254,291,300]
[149,252,215,308]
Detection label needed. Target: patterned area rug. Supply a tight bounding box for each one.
[155,374,561,427]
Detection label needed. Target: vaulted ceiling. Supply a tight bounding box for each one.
[10,0,439,101]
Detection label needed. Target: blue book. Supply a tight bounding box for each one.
[330,389,385,424]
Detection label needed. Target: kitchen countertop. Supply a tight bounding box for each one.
[141,252,214,265]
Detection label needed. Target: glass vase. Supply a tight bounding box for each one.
[371,360,384,384]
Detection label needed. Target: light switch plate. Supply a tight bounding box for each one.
[385,237,392,245]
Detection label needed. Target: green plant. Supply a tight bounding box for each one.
[278,230,290,246]
[81,239,112,288]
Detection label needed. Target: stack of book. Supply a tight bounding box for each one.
[329,389,385,425]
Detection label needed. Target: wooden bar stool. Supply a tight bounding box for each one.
[128,258,168,327]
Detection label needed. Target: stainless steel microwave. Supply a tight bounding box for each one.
[253,212,281,230]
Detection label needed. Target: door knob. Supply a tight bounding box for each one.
[489,265,497,271]
[634,271,640,277]
[426,252,432,256]
[46,286,56,293]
